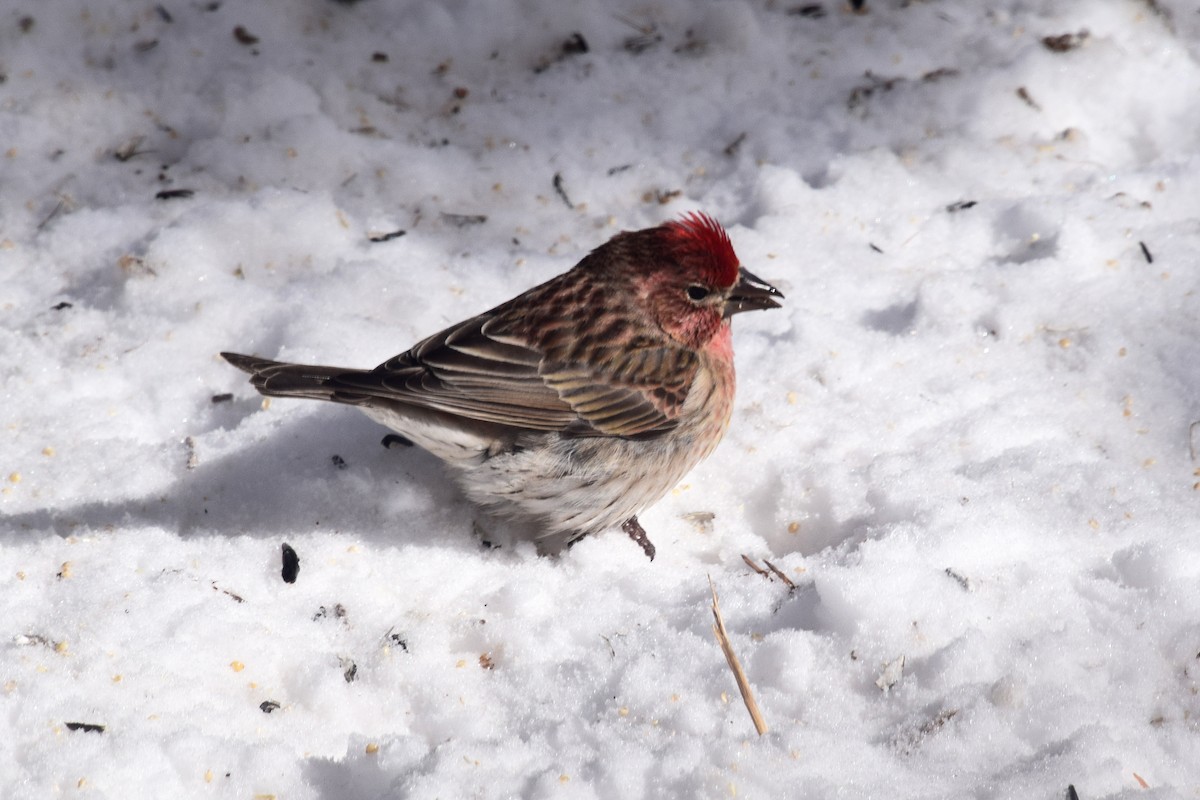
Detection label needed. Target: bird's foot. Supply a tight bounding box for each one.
[471,520,502,550]
[621,517,656,561]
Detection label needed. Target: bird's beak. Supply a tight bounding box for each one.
[725,267,783,317]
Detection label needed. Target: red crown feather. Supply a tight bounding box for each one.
[662,212,740,288]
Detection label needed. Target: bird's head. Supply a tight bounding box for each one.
[623,212,783,350]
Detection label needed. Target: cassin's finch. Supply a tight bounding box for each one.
[222,213,781,558]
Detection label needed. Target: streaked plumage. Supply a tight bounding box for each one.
[222,213,781,557]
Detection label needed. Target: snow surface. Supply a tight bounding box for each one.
[3,0,1200,797]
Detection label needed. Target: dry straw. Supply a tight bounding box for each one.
[708,577,768,736]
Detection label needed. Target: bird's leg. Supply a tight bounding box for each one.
[472,520,502,550]
[621,516,656,561]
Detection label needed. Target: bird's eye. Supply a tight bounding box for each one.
[686,285,710,302]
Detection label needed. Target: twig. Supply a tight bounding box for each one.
[1189,420,1199,462]
[944,567,971,591]
[552,171,574,209]
[724,132,747,157]
[741,554,769,576]
[37,199,65,230]
[763,559,796,591]
[1016,86,1041,110]
[599,634,615,659]
[440,212,487,227]
[709,577,768,736]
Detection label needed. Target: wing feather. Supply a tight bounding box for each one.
[322,280,698,438]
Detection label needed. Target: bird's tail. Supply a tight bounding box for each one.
[220,352,368,403]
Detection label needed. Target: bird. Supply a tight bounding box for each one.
[221,212,782,559]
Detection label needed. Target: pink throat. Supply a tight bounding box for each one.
[706,320,734,361]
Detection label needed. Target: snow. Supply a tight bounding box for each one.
[3,0,1199,797]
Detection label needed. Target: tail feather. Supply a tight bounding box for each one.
[220,352,370,403]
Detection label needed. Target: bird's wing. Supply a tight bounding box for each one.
[328,311,697,439]
[329,313,578,431]
[538,344,698,438]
